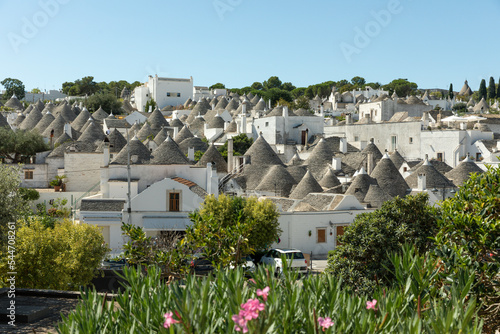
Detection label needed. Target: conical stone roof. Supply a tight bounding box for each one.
[244,134,283,167]
[225,120,237,133]
[148,107,169,134]
[35,99,45,111]
[319,168,341,188]
[444,155,484,187]
[289,171,323,199]
[54,132,74,147]
[186,102,209,124]
[361,140,383,161]
[128,121,141,137]
[363,184,392,208]
[174,125,194,144]
[405,157,454,189]
[78,120,105,143]
[71,107,92,131]
[287,165,308,183]
[96,129,128,153]
[4,94,24,110]
[154,127,170,146]
[178,137,208,155]
[14,114,25,127]
[214,97,228,110]
[19,106,43,130]
[188,117,205,137]
[57,103,77,122]
[253,98,266,111]
[389,149,406,170]
[42,114,71,139]
[0,113,10,128]
[135,122,154,141]
[304,138,335,179]
[225,99,239,111]
[207,115,225,129]
[345,168,376,202]
[170,118,184,128]
[473,97,489,113]
[196,144,228,173]
[255,165,296,197]
[250,95,261,105]
[458,80,473,96]
[183,98,192,109]
[371,154,409,197]
[111,136,151,165]
[150,136,191,165]
[23,104,33,115]
[92,106,109,121]
[34,111,55,133]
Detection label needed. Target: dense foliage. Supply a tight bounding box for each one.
[381,78,418,97]
[326,193,438,293]
[1,77,25,100]
[185,194,281,268]
[0,127,49,163]
[86,93,123,114]
[57,247,482,333]
[217,133,253,159]
[0,164,31,231]
[0,218,108,290]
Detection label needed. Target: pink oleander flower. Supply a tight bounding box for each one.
[318,316,334,331]
[256,286,270,301]
[366,299,378,311]
[163,311,179,328]
[232,314,249,333]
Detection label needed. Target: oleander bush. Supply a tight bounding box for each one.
[57,246,482,333]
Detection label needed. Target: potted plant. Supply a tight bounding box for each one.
[50,175,67,192]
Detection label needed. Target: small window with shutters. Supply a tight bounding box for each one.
[24,170,34,180]
[336,226,345,246]
[169,192,180,212]
[317,228,326,243]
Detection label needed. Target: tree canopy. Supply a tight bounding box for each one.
[62,77,140,97]
[0,164,32,231]
[478,79,487,100]
[487,77,496,100]
[218,133,253,159]
[86,93,123,114]
[326,193,438,293]
[382,78,418,97]
[0,218,108,290]
[209,83,225,90]
[185,194,281,268]
[1,78,25,100]
[0,127,49,163]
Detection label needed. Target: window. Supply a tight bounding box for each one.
[166,92,171,97]
[354,136,359,142]
[391,135,397,151]
[177,93,181,97]
[409,137,413,144]
[265,122,269,127]
[437,152,443,162]
[24,170,33,180]
[317,228,326,243]
[169,192,180,211]
[476,152,482,161]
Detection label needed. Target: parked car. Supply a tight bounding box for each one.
[229,255,256,274]
[100,258,128,270]
[259,248,308,274]
[186,253,214,275]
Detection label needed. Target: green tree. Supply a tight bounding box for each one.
[263,76,282,90]
[1,78,25,100]
[364,82,381,89]
[185,194,281,268]
[144,99,157,112]
[452,102,467,114]
[30,88,41,94]
[86,93,123,114]
[448,83,454,100]
[218,133,253,159]
[326,193,438,293]
[209,83,225,90]
[281,82,296,92]
[291,87,306,99]
[478,79,487,100]
[487,76,496,100]
[0,164,31,231]
[0,218,109,290]
[291,95,312,112]
[382,78,418,97]
[265,88,293,107]
[251,82,263,90]
[433,165,500,324]
[0,128,49,163]
[497,77,500,99]
[351,76,366,87]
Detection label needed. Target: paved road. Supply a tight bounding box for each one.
[310,259,328,272]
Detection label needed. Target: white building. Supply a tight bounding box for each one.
[132,75,194,112]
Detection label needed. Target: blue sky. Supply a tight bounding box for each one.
[0,0,498,92]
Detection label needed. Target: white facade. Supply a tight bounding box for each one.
[23,90,67,102]
[133,75,194,112]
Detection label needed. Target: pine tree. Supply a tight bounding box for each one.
[448,83,454,100]
[487,77,496,99]
[478,79,487,100]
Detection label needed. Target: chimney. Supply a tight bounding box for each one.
[228,137,234,172]
[102,141,110,167]
[320,104,324,116]
[187,147,195,161]
[173,126,179,139]
[365,114,372,124]
[332,157,342,171]
[340,137,348,153]
[367,152,374,174]
[283,105,288,118]
[64,123,72,138]
[417,173,426,191]
[346,113,352,125]
[241,114,247,134]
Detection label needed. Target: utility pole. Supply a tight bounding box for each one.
[126,128,132,225]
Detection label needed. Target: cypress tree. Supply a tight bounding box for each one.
[488,77,496,99]
[497,77,500,99]
[448,83,454,100]
[478,79,487,100]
